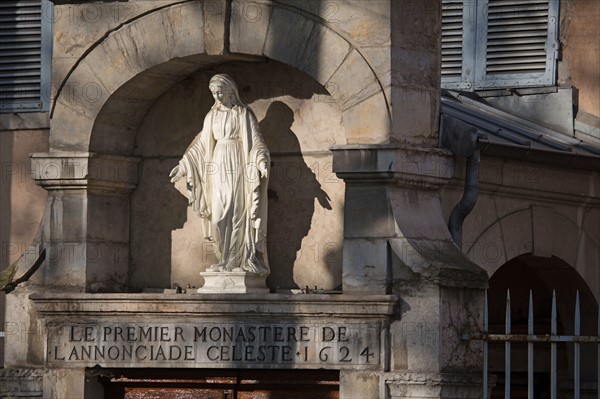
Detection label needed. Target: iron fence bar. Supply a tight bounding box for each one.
[480,289,600,398]
[505,289,511,399]
[528,290,534,399]
[478,334,600,343]
[574,290,580,399]
[551,290,557,399]
[483,290,488,399]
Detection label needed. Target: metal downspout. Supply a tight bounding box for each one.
[448,149,480,249]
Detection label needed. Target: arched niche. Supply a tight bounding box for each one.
[49,1,391,155]
[35,0,394,291]
[129,60,345,292]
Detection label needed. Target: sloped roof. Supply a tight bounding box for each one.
[441,93,600,170]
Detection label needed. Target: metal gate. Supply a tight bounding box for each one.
[481,290,600,399]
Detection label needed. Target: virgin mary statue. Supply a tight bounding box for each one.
[170,74,270,276]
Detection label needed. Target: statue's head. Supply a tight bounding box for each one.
[209,74,243,107]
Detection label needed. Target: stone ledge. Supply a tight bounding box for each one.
[31,293,399,319]
[31,293,397,371]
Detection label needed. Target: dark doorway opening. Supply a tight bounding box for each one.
[487,254,598,398]
[94,368,339,399]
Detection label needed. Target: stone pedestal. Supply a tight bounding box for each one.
[198,272,270,293]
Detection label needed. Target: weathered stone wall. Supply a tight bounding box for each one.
[562,0,600,118]
[49,0,393,150]
[391,1,441,145]
[51,1,178,97]
[0,367,43,398]
[0,1,597,398]
[0,128,48,365]
[0,130,48,270]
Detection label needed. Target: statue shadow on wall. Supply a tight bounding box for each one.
[141,64,336,292]
[258,101,332,290]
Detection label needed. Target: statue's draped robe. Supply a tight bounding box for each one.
[178,105,270,275]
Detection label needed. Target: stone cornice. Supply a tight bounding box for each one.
[30,152,141,192]
[331,144,454,189]
[31,293,400,320]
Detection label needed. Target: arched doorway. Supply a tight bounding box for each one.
[487,254,598,398]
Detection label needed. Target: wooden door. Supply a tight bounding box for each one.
[100,369,339,399]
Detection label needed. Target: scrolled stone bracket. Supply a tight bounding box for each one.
[331,144,487,294]
[31,152,141,193]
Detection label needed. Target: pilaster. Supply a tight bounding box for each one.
[30,152,140,292]
[332,144,487,398]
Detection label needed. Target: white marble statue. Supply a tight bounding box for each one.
[170,74,270,276]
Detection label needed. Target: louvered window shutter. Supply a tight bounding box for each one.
[474,0,559,89]
[0,0,52,113]
[441,0,477,90]
[441,0,559,91]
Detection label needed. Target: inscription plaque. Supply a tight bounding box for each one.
[46,321,381,369]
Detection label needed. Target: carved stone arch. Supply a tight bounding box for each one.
[50,1,391,154]
[466,206,600,300]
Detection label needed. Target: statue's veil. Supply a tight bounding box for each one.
[209,74,245,108]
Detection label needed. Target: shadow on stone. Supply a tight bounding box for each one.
[260,101,332,290]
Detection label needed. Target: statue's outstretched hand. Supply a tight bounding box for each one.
[258,160,268,179]
[169,164,185,183]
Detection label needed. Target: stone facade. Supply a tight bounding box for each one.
[1,0,599,398]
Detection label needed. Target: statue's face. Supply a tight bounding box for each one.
[210,83,234,106]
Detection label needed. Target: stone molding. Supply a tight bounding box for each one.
[31,152,140,192]
[331,144,454,189]
[32,293,399,318]
[385,372,486,399]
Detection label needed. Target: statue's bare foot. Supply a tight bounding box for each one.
[207,264,224,272]
[224,263,241,272]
